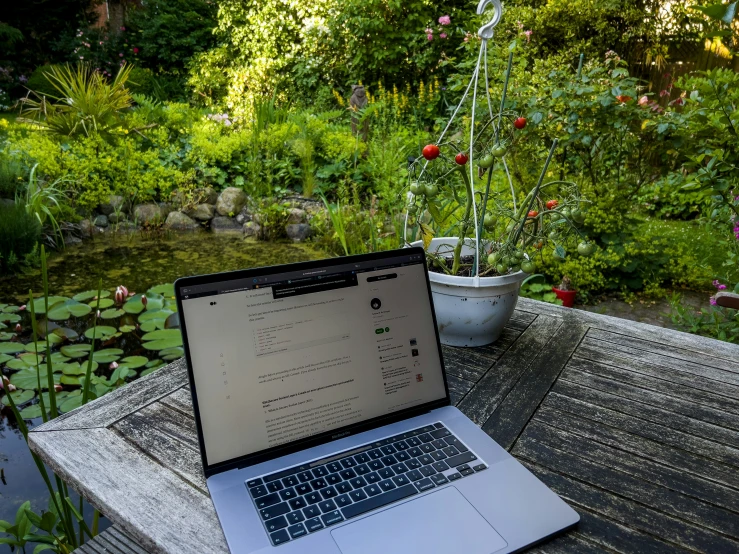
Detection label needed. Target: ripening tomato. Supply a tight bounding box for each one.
[546,199,559,210]
[422,144,440,160]
[528,210,539,218]
[455,152,468,165]
[514,117,527,130]
[478,155,494,169]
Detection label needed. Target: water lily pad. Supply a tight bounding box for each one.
[0,342,25,354]
[0,353,12,365]
[52,327,79,341]
[84,326,117,340]
[120,356,149,369]
[50,352,71,364]
[2,305,20,313]
[19,404,48,419]
[41,390,69,406]
[165,312,180,329]
[25,335,63,352]
[62,362,89,376]
[92,349,123,363]
[6,354,39,370]
[119,324,136,333]
[140,365,162,377]
[60,344,92,358]
[148,283,175,297]
[31,296,70,314]
[91,298,115,309]
[141,329,182,351]
[139,319,164,332]
[160,347,184,361]
[145,358,163,368]
[47,299,93,320]
[0,332,16,341]
[60,375,82,386]
[138,309,173,323]
[100,308,125,319]
[2,389,35,405]
[73,290,111,302]
[11,369,60,390]
[60,393,84,413]
[0,312,21,323]
[124,293,164,314]
[0,321,6,329]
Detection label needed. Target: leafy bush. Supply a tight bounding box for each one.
[0,203,41,270]
[0,155,24,198]
[26,64,61,98]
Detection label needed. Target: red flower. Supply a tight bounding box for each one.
[133,47,139,54]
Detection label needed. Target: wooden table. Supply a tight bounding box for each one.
[29,298,739,553]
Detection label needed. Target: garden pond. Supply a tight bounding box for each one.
[0,233,323,530]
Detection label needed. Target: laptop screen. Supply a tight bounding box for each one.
[178,251,448,467]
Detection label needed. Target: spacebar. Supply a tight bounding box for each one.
[341,485,418,519]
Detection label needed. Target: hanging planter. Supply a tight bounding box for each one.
[404,0,597,346]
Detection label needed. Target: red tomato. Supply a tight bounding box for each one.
[514,117,527,130]
[546,199,559,210]
[528,210,539,218]
[455,152,469,165]
[422,144,441,160]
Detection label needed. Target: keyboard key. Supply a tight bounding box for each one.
[283,476,299,488]
[305,492,321,505]
[265,515,288,532]
[341,457,357,468]
[348,475,366,488]
[365,472,381,484]
[270,529,290,546]
[310,478,327,490]
[255,493,281,509]
[336,494,352,508]
[249,485,268,498]
[446,452,477,469]
[355,453,370,464]
[350,489,368,502]
[266,481,283,493]
[432,439,448,450]
[392,474,410,487]
[418,455,434,466]
[419,466,436,477]
[260,502,290,521]
[286,511,305,525]
[420,425,436,433]
[418,433,434,443]
[430,428,451,439]
[432,461,449,472]
[368,449,383,460]
[279,488,296,501]
[408,447,423,458]
[327,462,343,473]
[431,451,447,462]
[406,437,421,447]
[381,445,397,455]
[289,495,307,510]
[321,486,338,499]
[434,422,445,429]
[381,455,397,466]
[326,474,341,485]
[305,517,323,532]
[420,443,435,454]
[321,510,344,527]
[378,467,395,479]
[444,437,469,453]
[414,478,435,492]
[379,479,396,492]
[288,523,307,539]
[395,451,410,462]
[406,459,422,470]
[391,463,408,474]
[447,472,462,481]
[303,505,320,518]
[365,484,382,497]
[336,482,352,494]
[296,483,312,495]
[340,469,357,480]
[312,467,328,478]
[460,468,475,476]
[457,464,471,472]
[442,446,460,457]
[474,464,488,472]
[355,464,370,475]
[341,484,418,520]
[247,478,263,488]
[431,474,449,486]
[297,471,313,483]
[407,469,423,481]
[395,440,409,450]
[368,460,383,471]
[319,499,337,513]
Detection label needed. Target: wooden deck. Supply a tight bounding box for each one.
[29,297,739,553]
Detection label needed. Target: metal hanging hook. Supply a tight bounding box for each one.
[477,0,502,40]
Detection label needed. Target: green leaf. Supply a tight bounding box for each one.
[47,299,93,320]
[92,298,115,309]
[60,394,84,413]
[84,325,117,340]
[34,542,56,553]
[0,313,21,323]
[148,283,175,297]
[138,309,174,322]
[119,324,136,333]
[0,353,12,364]
[92,348,123,363]
[693,2,737,25]
[160,346,183,361]
[100,308,125,319]
[73,290,111,302]
[120,355,149,369]
[60,344,92,358]
[30,297,69,314]
[52,327,79,340]
[2,389,35,405]
[62,362,88,376]
[19,404,47,419]
[124,293,164,314]
[0,342,25,354]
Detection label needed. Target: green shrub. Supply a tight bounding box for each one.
[26,64,62,98]
[0,203,41,270]
[0,155,24,198]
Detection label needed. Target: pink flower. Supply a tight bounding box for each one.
[718,284,727,290]
[120,26,126,31]
[713,280,722,288]
[119,53,124,58]
[99,41,104,45]
[524,30,532,42]
[638,96,649,106]
[133,47,139,54]
[141,294,148,308]
[425,28,433,34]
[19,304,26,311]
[109,362,119,370]
[440,32,448,39]
[427,34,433,41]
[660,89,669,98]
[438,15,451,25]
[710,296,717,306]
[14,323,21,333]
[80,56,84,60]
[115,286,127,305]
[670,97,685,106]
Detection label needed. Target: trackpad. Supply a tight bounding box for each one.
[331,487,507,554]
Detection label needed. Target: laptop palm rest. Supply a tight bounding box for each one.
[331,487,508,554]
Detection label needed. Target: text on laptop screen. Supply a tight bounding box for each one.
[180,254,446,466]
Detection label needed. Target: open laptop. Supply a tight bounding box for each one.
[175,247,579,553]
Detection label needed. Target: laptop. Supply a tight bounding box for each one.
[175,247,579,553]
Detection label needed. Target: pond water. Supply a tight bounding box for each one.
[0,233,324,542]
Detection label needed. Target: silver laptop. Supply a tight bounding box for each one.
[175,248,579,554]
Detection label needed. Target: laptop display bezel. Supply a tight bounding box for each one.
[174,247,452,478]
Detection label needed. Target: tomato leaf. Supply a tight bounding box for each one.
[419,223,435,251]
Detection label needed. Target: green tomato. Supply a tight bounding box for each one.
[513,251,524,262]
[424,184,439,198]
[409,183,423,195]
[492,146,506,158]
[571,209,585,224]
[510,264,521,272]
[561,207,571,219]
[521,260,537,273]
[548,230,558,241]
[577,241,595,256]
[478,155,495,169]
[501,256,511,268]
[483,214,496,230]
[506,221,516,233]
[487,252,499,265]
[495,263,507,275]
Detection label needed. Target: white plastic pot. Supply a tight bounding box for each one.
[412,237,527,347]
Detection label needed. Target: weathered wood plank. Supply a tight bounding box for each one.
[159,386,194,419]
[516,297,739,361]
[523,418,739,514]
[113,402,206,492]
[554,378,739,451]
[103,526,150,554]
[457,315,561,425]
[442,342,505,382]
[536,404,739,491]
[562,364,739,433]
[568,354,739,415]
[543,391,739,469]
[28,428,227,554]
[527,530,608,553]
[446,373,475,406]
[514,433,739,539]
[578,336,739,387]
[34,359,187,432]
[518,459,739,553]
[76,525,149,554]
[482,322,587,449]
[586,327,739,375]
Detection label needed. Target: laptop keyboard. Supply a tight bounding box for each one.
[246,423,487,546]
